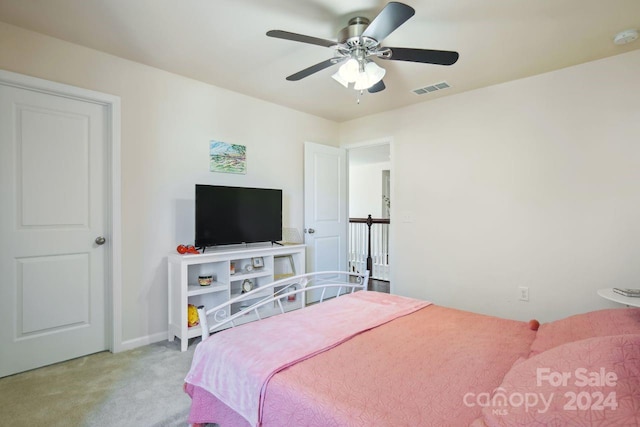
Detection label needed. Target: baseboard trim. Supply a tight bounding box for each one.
[118,331,168,352]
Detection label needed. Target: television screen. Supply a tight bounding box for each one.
[195,185,282,247]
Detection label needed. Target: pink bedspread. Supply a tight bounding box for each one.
[186,303,536,426]
[184,291,430,426]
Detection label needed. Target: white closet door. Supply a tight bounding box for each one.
[0,81,108,377]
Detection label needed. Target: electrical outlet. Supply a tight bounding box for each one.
[518,286,529,302]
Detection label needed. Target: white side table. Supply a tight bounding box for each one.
[597,288,640,308]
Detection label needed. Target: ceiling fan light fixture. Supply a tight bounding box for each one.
[335,58,386,90]
[338,58,360,82]
[366,60,386,83]
[353,61,386,90]
[331,71,350,88]
[353,75,372,90]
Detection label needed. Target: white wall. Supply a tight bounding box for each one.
[0,22,339,347]
[3,20,639,340]
[339,50,640,323]
[349,162,390,218]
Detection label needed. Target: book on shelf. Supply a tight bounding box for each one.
[612,288,640,297]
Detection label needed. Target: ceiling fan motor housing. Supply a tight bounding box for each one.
[338,17,378,49]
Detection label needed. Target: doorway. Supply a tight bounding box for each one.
[347,142,391,292]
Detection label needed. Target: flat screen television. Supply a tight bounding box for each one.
[195,184,282,248]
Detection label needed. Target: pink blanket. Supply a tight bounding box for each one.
[184,291,430,426]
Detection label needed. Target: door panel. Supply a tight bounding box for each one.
[18,254,90,335]
[313,236,340,271]
[0,82,107,377]
[19,106,90,227]
[312,152,341,221]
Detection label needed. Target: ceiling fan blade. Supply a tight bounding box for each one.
[382,47,459,65]
[267,30,337,48]
[368,80,386,93]
[361,2,415,42]
[286,58,341,81]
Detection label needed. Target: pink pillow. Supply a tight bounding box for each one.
[474,334,640,426]
[530,308,640,356]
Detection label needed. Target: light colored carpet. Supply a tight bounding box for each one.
[0,338,203,427]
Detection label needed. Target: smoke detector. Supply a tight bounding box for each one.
[613,29,638,45]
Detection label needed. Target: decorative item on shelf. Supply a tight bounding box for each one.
[198,275,213,286]
[274,254,296,280]
[187,304,199,327]
[177,244,200,254]
[282,228,303,244]
[252,257,264,269]
[288,285,297,302]
[230,262,236,275]
[242,279,254,293]
[244,264,254,272]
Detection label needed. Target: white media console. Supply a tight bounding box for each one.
[168,244,306,351]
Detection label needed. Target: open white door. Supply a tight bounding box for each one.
[304,142,348,301]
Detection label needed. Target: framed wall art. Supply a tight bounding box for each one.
[209,140,246,174]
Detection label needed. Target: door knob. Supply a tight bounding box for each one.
[95,236,106,245]
[306,228,315,234]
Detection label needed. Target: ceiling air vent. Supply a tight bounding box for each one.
[412,81,450,95]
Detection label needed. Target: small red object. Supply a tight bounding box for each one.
[288,286,297,302]
[529,319,540,331]
[177,244,199,254]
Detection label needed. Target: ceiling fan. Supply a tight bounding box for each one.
[266,1,459,93]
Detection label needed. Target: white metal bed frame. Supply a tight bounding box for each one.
[197,270,370,339]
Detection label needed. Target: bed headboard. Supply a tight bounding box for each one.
[197,270,370,338]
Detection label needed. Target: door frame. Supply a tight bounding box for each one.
[342,137,394,292]
[0,70,123,353]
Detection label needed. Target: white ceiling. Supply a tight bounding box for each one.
[1,0,639,122]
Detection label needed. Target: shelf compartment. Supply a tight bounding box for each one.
[229,269,272,282]
[187,324,203,339]
[187,283,227,296]
[230,287,273,300]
